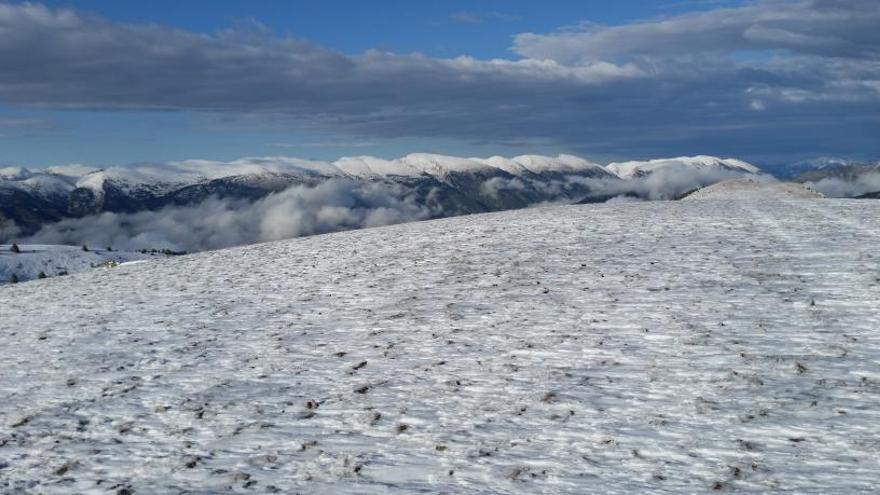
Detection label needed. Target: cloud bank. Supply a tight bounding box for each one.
[19,180,433,252]
[0,1,877,159]
[562,165,765,201]
[807,171,880,197]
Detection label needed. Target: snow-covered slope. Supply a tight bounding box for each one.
[476,154,613,178]
[333,156,424,178]
[0,174,76,200]
[2,199,879,493]
[681,178,824,200]
[607,155,760,179]
[0,244,157,284]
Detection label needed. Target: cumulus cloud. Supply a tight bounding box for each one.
[19,180,434,252]
[0,1,877,159]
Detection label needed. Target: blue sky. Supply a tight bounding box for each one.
[1,0,877,167]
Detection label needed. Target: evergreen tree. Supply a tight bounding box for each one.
[10,243,20,253]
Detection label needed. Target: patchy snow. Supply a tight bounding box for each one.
[681,178,825,200]
[2,200,880,493]
[607,155,760,179]
[0,244,157,284]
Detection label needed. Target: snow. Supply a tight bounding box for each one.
[69,157,346,197]
[682,178,825,200]
[2,200,880,494]
[400,153,497,177]
[0,175,75,200]
[75,166,203,196]
[0,167,33,180]
[201,157,345,180]
[43,164,100,179]
[475,154,610,177]
[790,157,863,172]
[512,154,608,175]
[0,245,156,284]
[607,155,760,179]
[474,156,531,176]
[3,154,761,201]
[333,156,424,178]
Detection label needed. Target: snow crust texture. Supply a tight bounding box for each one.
[2,199,880,493]
[682,178,825,201]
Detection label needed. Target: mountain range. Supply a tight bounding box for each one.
[0,154,763,240]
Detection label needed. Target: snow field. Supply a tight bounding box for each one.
[1,199,879,493]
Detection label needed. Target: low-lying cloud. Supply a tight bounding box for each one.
[18,180,434,252]
[567,165,761,201]
[807,172,880,197]
[4,162,769,252]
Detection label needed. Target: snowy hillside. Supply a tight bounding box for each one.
[0,244,157,284]
[681,178,824,201]
[606,155,759,179]
[2,199,879,493]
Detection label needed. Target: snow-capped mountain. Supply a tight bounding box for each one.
[791,160,880,182]
[762,157,870,179]
[1,153,758,240]
[606,155,760,179]
[3,198,879,493]
[790,161,880,199]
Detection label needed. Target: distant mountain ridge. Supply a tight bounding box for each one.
[607,155,759,179]
[760,157,876,179]
[1,153,764,239]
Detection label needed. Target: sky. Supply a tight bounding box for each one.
[0,0,878,168]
